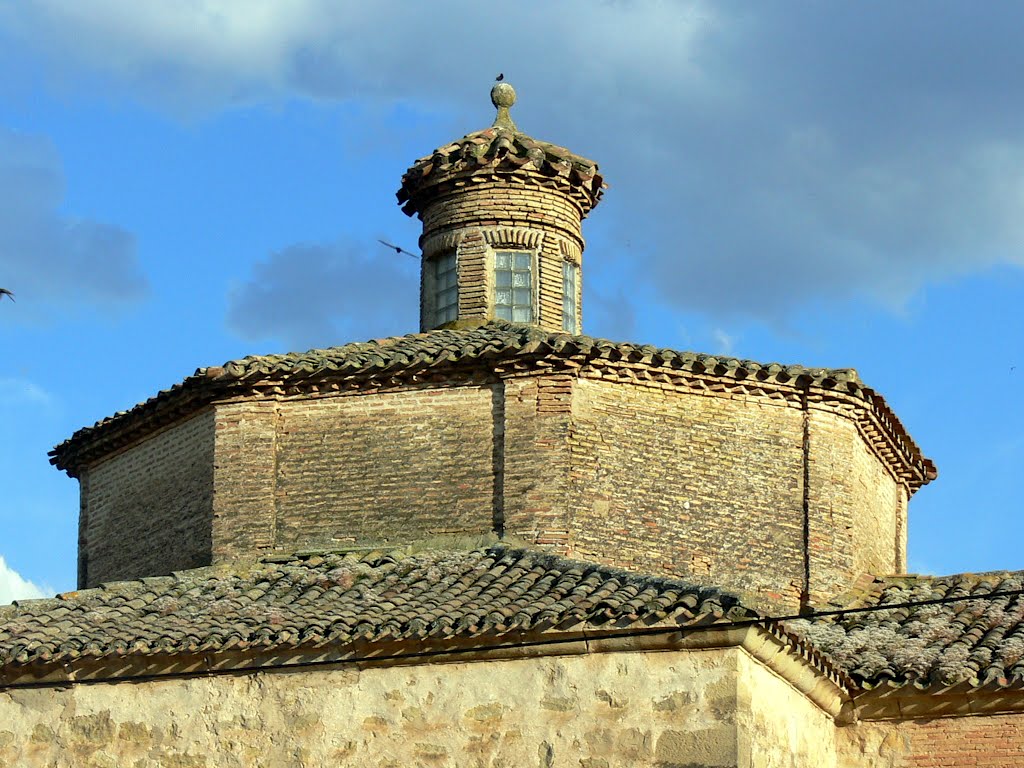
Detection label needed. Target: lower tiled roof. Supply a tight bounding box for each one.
[791,571,1024,691]
[0,546,755,676]
[10,542,1018,696]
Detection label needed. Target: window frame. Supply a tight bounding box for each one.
[492,248,536,324]
[562,260,579,333]
[427,249,458,327]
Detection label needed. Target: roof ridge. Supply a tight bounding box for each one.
[50,322,934,484]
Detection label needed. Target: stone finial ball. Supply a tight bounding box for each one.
[491,82,517,109]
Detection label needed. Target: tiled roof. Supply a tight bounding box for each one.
[397,125,605,216]
[54,321,927,477]
[790,571,1024,691]
[0,546,756,679]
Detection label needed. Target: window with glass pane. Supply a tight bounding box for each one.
[494,251,533,323]
[562,261,577,332]
[433,251,458,325]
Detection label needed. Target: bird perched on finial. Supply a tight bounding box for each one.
[0,288,14,302]
[496,73,504,82]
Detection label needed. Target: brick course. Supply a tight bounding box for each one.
[418,182,584,333]
[77,370,905,610]
[79,409,214,587]
[842,714,1024,767]
[566,376,808,608]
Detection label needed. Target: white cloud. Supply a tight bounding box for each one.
[0,128,148,318]
[0,555,48,604]
[711,328,736,356]
[226,237,418,350]
[4,3,1024,320]
[0,377,53,406]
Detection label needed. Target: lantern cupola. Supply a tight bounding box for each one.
[397,83,605,333]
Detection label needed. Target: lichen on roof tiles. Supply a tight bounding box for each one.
[789,570,1024,691]
[0,545,756,678]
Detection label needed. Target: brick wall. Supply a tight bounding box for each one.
[420,183,583,245]
[895,714,1024,767]
[807,409,903,604]
[501,375,575,547]
[565,376,808,609]
[77,371,909,608]
[842,713,1024,767]
[212,385,499,557]
[418,182,584,333]
[79,409,215,587]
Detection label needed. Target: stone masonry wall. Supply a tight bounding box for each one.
[0,647,770,768]
[736,650,838,766]
[79,410,215,588]
[838,713,1024,767]
[211,385,499,559]
[807,409,903,605]
[566,376,808,610]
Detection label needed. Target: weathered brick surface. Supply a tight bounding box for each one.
[566,376,808,609]
[841,714,1024,767]
[502,375,575,546]
[77,371,909,609]
[79,410,214,587]
[214,386,499,556]
[421,183,583,245]
[418,183,584,333]
[212,401,278,560]
[807,409,904,604]
[894,715,1024,767]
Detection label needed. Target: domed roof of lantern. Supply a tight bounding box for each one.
[397,82,606,219]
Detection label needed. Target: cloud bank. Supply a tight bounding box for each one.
[5,2,1024,321]
[0,555,48,605]
[0,128,148,317]
[226,239,418,350]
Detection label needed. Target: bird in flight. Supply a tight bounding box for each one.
[0,288,13,302]
[496,73,504,81]
[377,239,417,259]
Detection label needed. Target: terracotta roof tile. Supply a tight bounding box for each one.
[0,546,755,679]
[54,321,921,478]
[790,571,1024,690]
[396,126,605,216]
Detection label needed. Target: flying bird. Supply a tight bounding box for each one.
[377,239,418,259]
[0,288,13,302]
[496,73,504,81]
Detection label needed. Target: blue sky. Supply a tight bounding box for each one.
[1,2,1022,600]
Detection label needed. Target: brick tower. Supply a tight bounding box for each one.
[397,82,605,333]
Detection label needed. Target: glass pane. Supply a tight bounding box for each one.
[512,272,530,287]
[513,288,531,306]
[496,289,512,305]
[496,271,512,287]
[512,306,532,322]
[514,252,531,270]
[495,252,511,269]
[496,306,513,320]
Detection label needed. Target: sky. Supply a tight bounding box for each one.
[1,2,1022,601]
